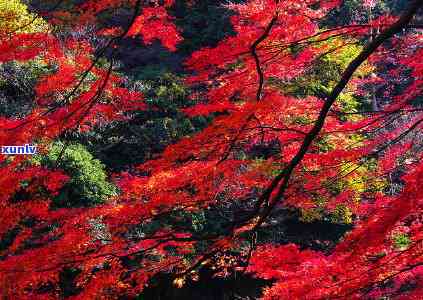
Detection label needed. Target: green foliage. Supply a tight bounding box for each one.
[35,142,118,207]
[168,208,229,237]
[300,207,325,223]
[392,233,410,250]
[143,73,191,111]
[315,136,336,153]
[65,73,207,170]
[330,205,353,224]
[274,38,371,118]
[300,205,353,225]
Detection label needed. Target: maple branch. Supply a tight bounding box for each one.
[217,14,279,164]
[7,0,143,132]
[245,125,307,136]
[298,118,423,196]
[327,239,423,298]
[53,60,114,165]
[250,15,278,101]
[57,0,143,104]
[330,107,423,116]
[217,113,255,165]
[252,0,423,229]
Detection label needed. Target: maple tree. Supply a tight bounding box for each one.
[0,0,422,299]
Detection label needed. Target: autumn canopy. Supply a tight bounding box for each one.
[0,0,422,299]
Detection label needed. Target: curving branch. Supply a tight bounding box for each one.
[250,15,278,101]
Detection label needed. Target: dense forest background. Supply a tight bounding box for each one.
[0,0,422,299]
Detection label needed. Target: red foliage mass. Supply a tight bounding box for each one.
[0,0,421,299]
